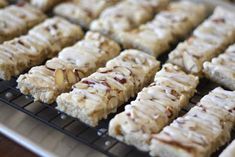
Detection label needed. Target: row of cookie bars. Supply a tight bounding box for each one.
[117,1,207,57]
[109,63,199,152]
[54,0,119,29]
[90,0,169,40]
[17,31,121,104]
[168,6,235,76]
[56,50,160,126]
[0,17,83,80]
[150,87,235,157]
[0,3,46,43]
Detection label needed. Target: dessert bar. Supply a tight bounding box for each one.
[109,63,199,151]
[150,87,235,157]
[17,32,120,104]
[118,1,206,57]
[0,17,83,80]
[0,4,46,43]
[54,0,119,29]
[203,43,235,90]
[168,7,235,76]
[56,50,160,126]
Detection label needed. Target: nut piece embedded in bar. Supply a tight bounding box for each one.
[56,49,160,127]
[150,87,235,157]
[17,31,120,104]
[108,63,199,152]
[55,69,66,89]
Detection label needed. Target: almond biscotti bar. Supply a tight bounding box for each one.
[219,139,235,157]
[90,0,169,41]
[168,7,235,76]
[118,1,206,57]
[0,0,7,8]
[56,50,160,126]
[109,63,199,152]
[150,87,235,157]
[17,32,121,104]
[0,17,83,80]
[203,44,235,90]
[54,0,119,29]
[0,3,46,43]
[30,0,63,11]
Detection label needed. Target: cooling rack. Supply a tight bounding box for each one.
[0,73,234,157]
[1,0,234,156]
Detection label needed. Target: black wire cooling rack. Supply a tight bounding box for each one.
[1,1,234,157]
[0,76,234,157]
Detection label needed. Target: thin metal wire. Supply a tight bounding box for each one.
[0,77,234,157]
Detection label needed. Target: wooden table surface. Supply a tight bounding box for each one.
[0,134,37,157]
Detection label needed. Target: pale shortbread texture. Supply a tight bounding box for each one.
[17,32,120,104]
[168,7,235,76]
[118,1,206,57]
[0,4,46,43]
[150,87,235,157]
[203,44,235,90]
[90,0,169,41]
[0,17,83,80]
[56,50,160,126]
[54,0,119,29]
[109,63,199,151]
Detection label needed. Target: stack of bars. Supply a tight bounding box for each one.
[54,0,120,29]
[17,32,121,104]
[0,3,46,43]
[117,1,206,57]
[150,87,235,157]
[203,43,235,90]
[29,0,63,12]
[109,64,199,151]
[0,0,7,8]
[90,0,169,40]
[56,50,160,126]
[0,17,83,80]
[168,7,235,76]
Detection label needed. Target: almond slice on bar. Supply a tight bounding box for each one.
[55,69,66,89]
[66,69,77,84]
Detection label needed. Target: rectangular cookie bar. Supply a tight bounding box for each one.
[30,0,62,11]
[150,87,235,157]
[90,0,169,41]
[17,31,121,104]
[219,139,235,157]
[109,63,199,151]
[0,17,83,80]
[0,0,7,8]
[168,7,235,76]
[0,3,46,43]
[118,1,206,57]
[203,44,235,90]
[54,0,119,29]
[56,49,160,126]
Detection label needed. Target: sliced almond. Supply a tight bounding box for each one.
[55,69,66,89]
[66,69,77,84]
[46,59,65,70]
